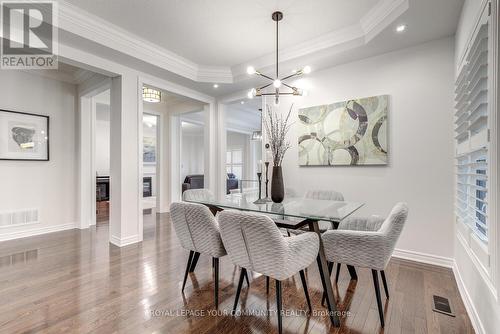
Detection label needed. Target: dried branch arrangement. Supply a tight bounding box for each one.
[264,104,293,167]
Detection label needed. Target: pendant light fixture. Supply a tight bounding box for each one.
[142,87,161,103]
[247,11,311,104]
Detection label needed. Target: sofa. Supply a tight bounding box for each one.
[182,173,239,194]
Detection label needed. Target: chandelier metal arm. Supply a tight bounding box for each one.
[256,72,275,81]
[258,83,273,90]
[259,92,296,96]
[280,72,301,82]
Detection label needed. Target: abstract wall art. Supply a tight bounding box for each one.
[0,109,49,161]
[298,95,388,166]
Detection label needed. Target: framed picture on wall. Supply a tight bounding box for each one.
[0,109,49,161]
[143,136,156,164]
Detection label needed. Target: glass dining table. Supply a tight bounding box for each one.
[185,193,364,327]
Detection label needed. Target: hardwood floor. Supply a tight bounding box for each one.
[0,213,474,334]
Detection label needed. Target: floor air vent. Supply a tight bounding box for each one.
[0,209,39,227]
[432,295,455,317]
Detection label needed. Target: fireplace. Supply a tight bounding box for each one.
[143,177,152,197]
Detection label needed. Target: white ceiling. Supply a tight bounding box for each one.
[62,0,379,67]
[35,1,464,98]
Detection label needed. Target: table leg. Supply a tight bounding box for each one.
[309,220,340,327]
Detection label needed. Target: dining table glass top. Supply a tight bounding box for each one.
[185,193,364,223]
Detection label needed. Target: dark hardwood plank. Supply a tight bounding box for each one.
[0,213,474,334]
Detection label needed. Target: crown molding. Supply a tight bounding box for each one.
[361,0,409,41]
[51,0,408,84]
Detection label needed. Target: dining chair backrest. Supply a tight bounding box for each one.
[182,189,215,202]
[170,202,226,257]
[304,190,344,201]
[218,210,288,275]
[376,202,409,266]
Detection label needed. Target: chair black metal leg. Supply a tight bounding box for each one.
[380,270,389,299]
[188,252,200,272]
[266,276,270,294]
[299,270,312,313]
[214,257,219,309]
[182,250,194,292]
[232,268,247,313]
[276,280,283,334]
[335,263,342,282]
[244,269,250,286]
[321,262,334,306]
[347,265,358,280]
[372,269,385,328]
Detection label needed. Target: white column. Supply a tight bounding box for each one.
[157,111,170,212]
[170,115,182,203]
[204,103,217,195]
[215,103,227,199]
[78,96,93,229]
[109,75,142,246]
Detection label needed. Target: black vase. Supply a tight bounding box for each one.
[271,166,284,203]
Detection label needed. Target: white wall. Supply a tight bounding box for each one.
[95,104,110,176]
[266,37,456,259]
[0,71,77,240]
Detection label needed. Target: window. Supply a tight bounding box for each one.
[227,148,243,179]
[454,3,497,273]
[455,20,489,244]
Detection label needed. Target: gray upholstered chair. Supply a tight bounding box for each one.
[288,190,345,237]
[182,188,215,202]
[170,201,227,308]
[218,210,319,334]
[321,203,409,327]
[333,215,385,280]
[304,190,344,231]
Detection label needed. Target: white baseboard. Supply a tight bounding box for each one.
[452,261,485,334]
[109,234,141,247]
[392,248,454,268]
[0,223,76,242]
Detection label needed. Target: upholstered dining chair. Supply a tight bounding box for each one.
[182,188,215,202]
[218,210,319,334]
[170,201,227,308]
[321,214,385,306]
[287,189,345,237]
[304,190,344,230]
[321,203,409,327]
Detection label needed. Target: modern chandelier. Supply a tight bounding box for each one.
[247,11,311,104]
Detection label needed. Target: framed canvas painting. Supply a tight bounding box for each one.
[0,109,49,161]
[298,95,388,166]
[143,136,156,164]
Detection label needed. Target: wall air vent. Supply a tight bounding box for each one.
[0,209,39,228]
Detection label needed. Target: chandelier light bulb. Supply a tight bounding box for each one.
[247,66,256,75]
[303,66,311,74]
[273,79,282,88]
[247,90,255,99]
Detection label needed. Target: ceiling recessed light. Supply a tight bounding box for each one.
[240,101,245,105]
[213,84,219,88]
[396,24,406,33]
